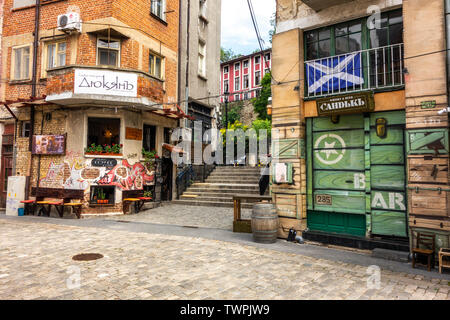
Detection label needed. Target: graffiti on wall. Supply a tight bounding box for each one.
[39,151,155,191]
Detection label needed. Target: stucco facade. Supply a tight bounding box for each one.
[178,0,221,132]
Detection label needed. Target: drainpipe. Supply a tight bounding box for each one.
[185,0,190,128]
[445,0,450,103]
[30,0,41,189]
[177,0,183,125]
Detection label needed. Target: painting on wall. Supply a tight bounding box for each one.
[32,135,66,155]
[38,152,155,192]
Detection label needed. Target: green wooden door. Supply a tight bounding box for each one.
[369,111,407,237]
[307,111,407,238]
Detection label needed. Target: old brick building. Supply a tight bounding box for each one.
[0,0,191,215]
[271,0,449,255]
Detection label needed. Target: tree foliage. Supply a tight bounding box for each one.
[221,101,243,128]
[221,47,242,63]
[252,72,272,120]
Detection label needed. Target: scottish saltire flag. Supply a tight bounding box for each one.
[306,53,364,94]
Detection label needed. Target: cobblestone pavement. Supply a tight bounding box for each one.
[102,204,252,230]
[0,218,449,300]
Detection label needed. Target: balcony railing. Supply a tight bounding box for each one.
[305,43,404,98]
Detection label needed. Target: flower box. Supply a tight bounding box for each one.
[85,152,123,156]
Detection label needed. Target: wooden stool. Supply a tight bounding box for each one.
[20,200,36,216]
[123,198,140,214]
[64,203,83,219]
[439,248,450,274]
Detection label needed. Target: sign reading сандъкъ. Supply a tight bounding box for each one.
[74,69,138,97]
[316,92,374,116]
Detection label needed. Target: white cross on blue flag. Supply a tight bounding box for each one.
[306,53,364,94]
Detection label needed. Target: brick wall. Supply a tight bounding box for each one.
[2,0,179,103]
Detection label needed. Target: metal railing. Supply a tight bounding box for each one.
[305,43,404,98]
[176,165,195,200]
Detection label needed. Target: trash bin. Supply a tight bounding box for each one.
[18,208,24,216]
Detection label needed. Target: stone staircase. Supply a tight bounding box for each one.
[172,166,264,208]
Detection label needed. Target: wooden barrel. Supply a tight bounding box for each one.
[251,202,278,243]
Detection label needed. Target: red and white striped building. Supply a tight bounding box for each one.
[220,49,271,103]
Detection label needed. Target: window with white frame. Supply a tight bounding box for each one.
[224,66,229,74]
[255,56,261,64]
[243,60,249,68]
[243,75,249,89]
[234,77,240,91]
[265,53,271,61]
[255,71,261,85]
[235,62,240,71]
[97,38,120,67]
[265,68,270,75]
[149,52,163,79]
[224,80,229,93]
[46,42,66,70]
[234,94,239,101]
[151,0,166,20]
[198,41,206,76]
[12,45,31,80]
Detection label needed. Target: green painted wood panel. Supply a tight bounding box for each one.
[371,165,405,191]
[312,114,364,131]
[313,170,366,191]
[370,191,407,211]
[370,127,404,145]
[307,119,314,210]
[369,111,405,126]
[371,210,407,237]
[313,130,365,149]
[313,148,365,170]
[307,210,366,236]
[313,190,366,214]
[370,145,404,165]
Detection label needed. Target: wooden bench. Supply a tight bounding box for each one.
[122,190,152,214]
[233,194,272,233]
[30,188,84,219]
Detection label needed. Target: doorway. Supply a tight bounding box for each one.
[0,124,15,208]
[306,111,407,239]
[161,157,173,201]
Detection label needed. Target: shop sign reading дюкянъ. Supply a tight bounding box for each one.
[74,69,138,97]
[316,92,374,116]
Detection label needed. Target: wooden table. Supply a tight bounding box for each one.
[439,248,450,274]
[233,195,272,233]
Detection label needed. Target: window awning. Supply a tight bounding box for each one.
[162,143,186,154]
[87,27,130,39]
[0,96,49,120]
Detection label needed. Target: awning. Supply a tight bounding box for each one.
[87,27,130,39]
[150,105,195,120]
[0,96,49,120]
[162,143,186,154]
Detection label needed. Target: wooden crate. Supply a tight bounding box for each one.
[409,216,450,231]
[408,184,450,217]
[408,157,449,184]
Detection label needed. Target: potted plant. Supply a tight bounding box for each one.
[85,143,123,156]
[97,189,107,204]
[142,148,158,171]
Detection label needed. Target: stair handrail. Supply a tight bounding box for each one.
[176,165,195,200]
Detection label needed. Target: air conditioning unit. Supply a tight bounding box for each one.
[57,12,82,32]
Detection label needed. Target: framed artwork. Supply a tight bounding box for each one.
[32,135,66,155]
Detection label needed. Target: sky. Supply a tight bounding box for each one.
[221,0,276,56]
